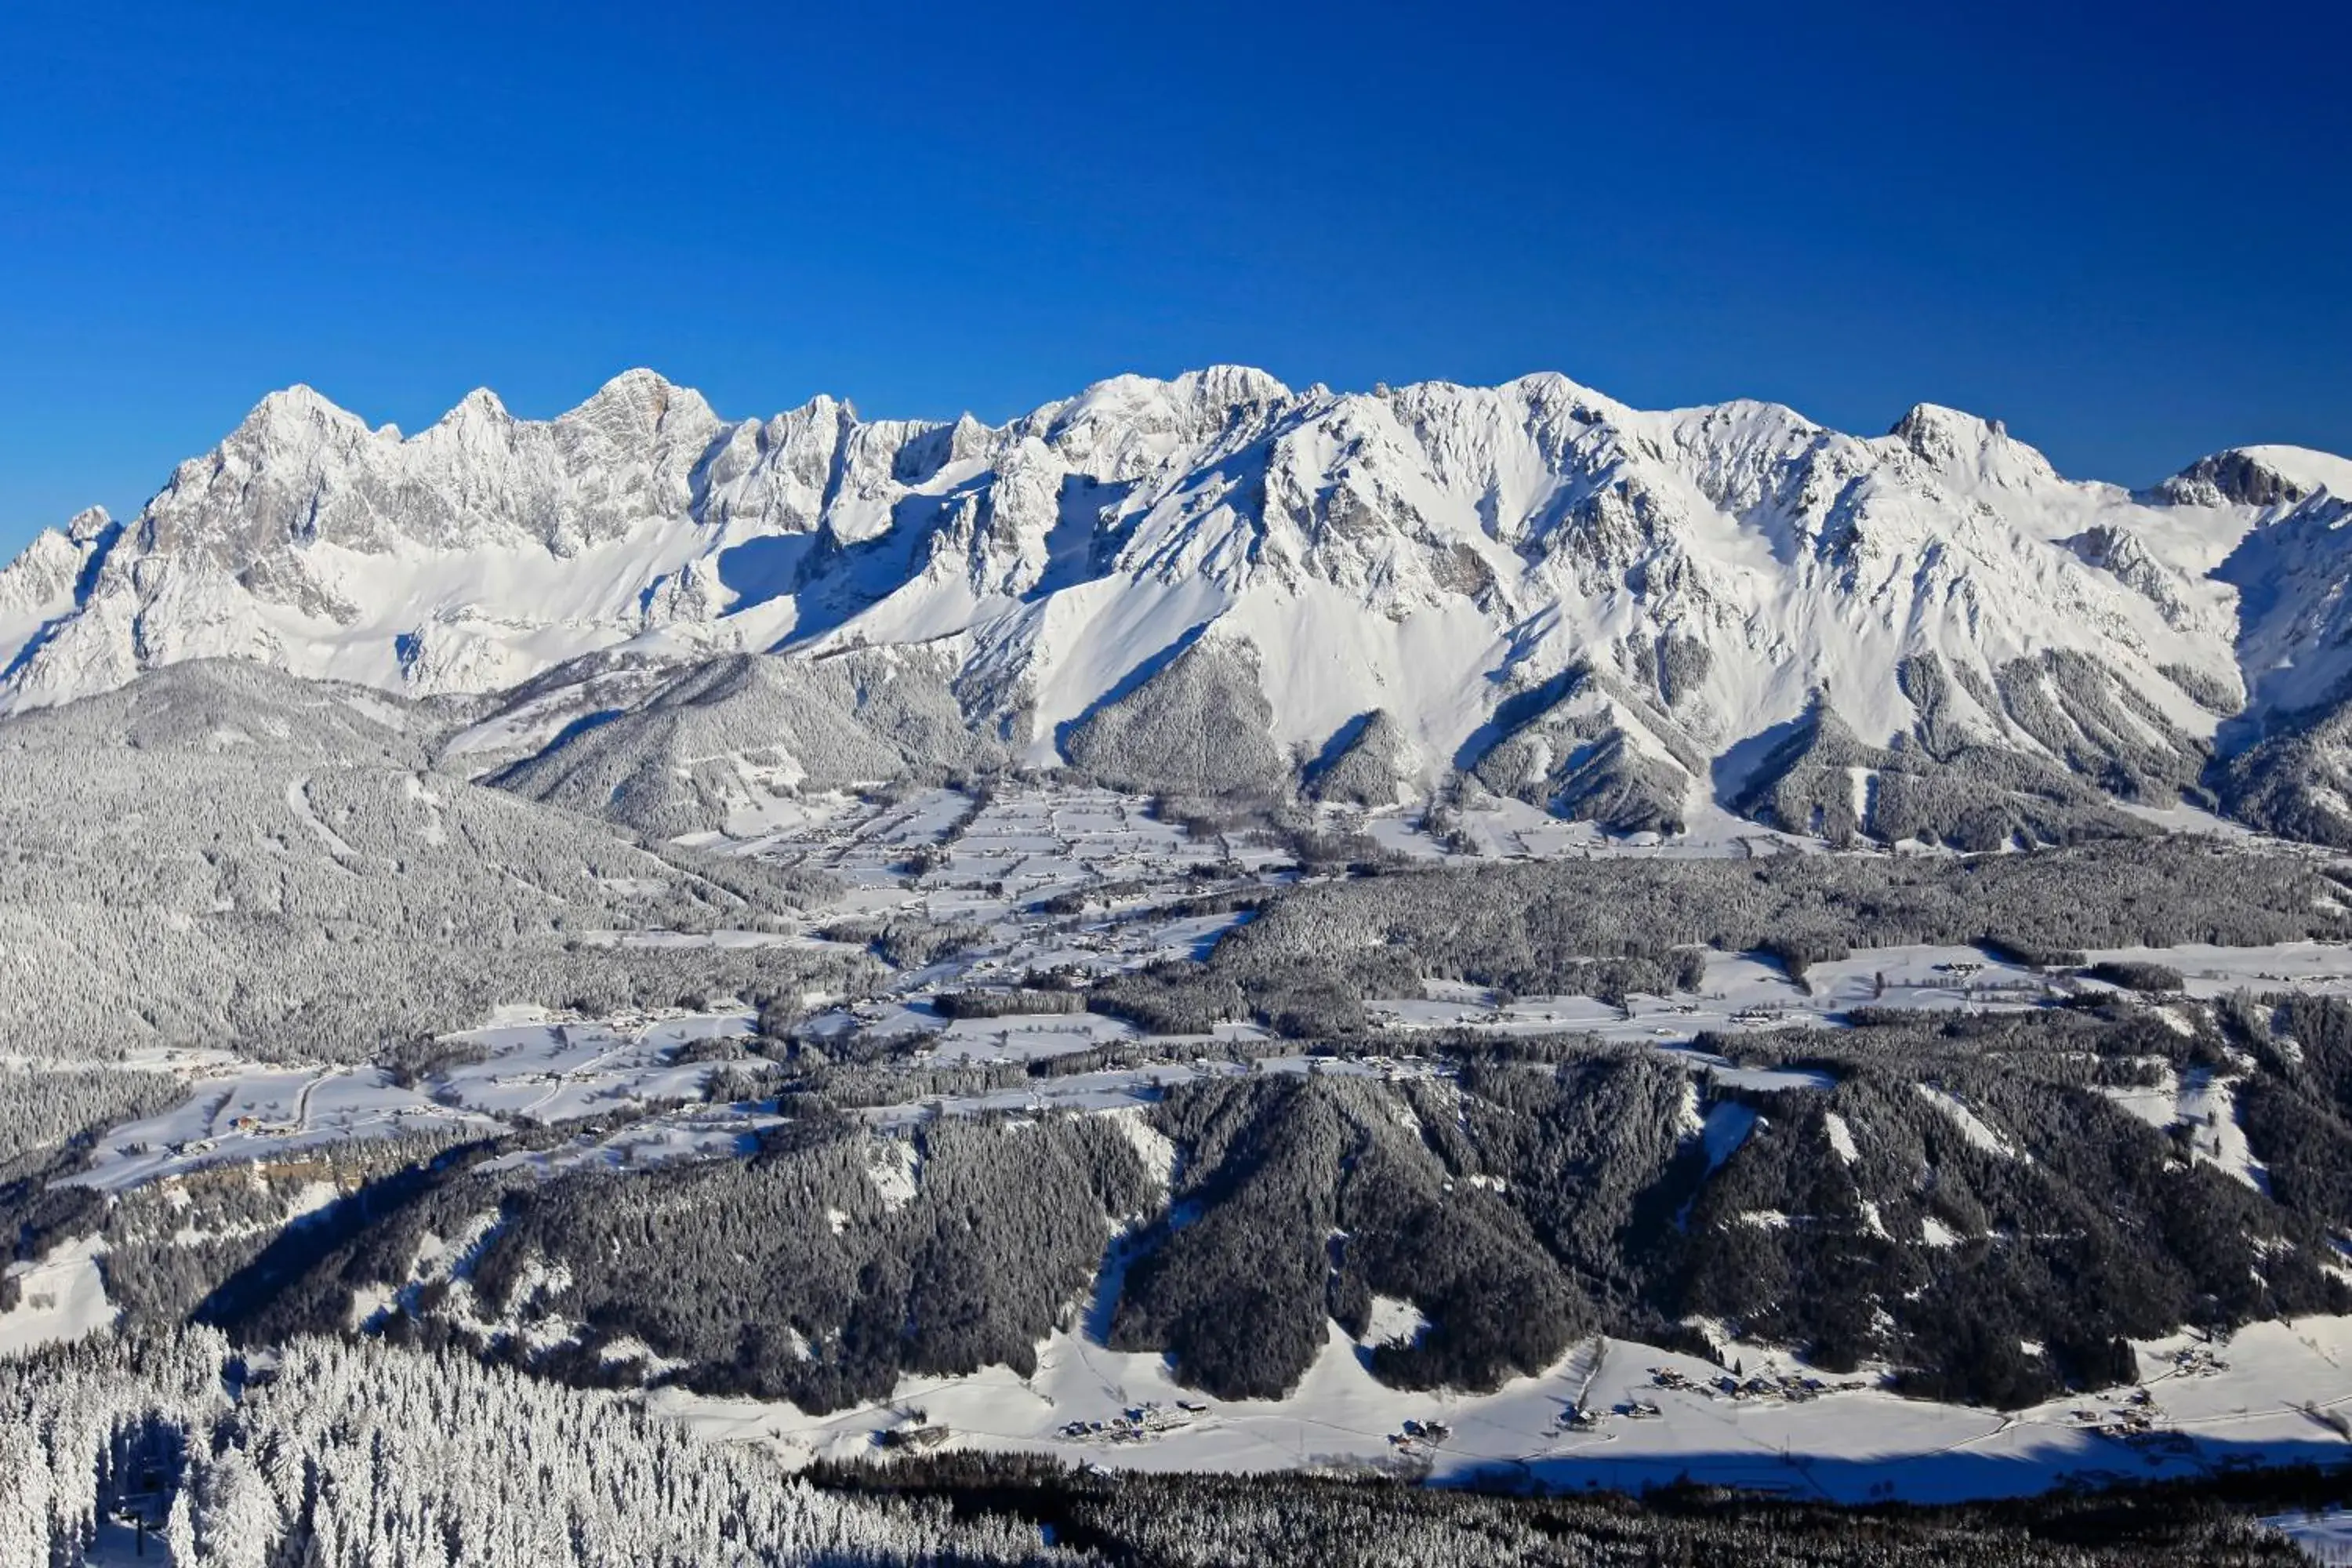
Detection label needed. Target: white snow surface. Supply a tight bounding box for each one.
[1915,1085,2025,1161]
[655,1313,2352,1504]
[8,367,2347,806]
[0,1235,116,1357]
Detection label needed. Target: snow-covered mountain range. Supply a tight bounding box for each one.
[8,366,2352,844]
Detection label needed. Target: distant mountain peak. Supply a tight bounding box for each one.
[566,366,710,438]
[1886,400,2035,470]
[240,383,360,433]
[435,387,512,428]
[64,505,113,543]
[2162,445,2352,510]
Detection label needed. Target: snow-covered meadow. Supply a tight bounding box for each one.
[659,1312,2352,1505]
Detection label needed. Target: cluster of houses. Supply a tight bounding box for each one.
[1056,1399,1209,1445]
[2166,1345,2230,1377]
[2070,1387,2179,1445]
[1647,1364,1862,1405]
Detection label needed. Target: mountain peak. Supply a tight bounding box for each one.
[1886,401,2056,485]
[64,505,114,543]
[2162,445,2352,510]
[564,368,713,439]
[435,387,511,428]
[1889,401,2000,453]
[591,365,673,398]
[1174,363,1292,405]
[239,383,361,434]
[1039,365,1291,427]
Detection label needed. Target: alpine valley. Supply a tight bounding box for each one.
[8,368,2352,1568]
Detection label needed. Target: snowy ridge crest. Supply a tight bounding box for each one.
[9,366,2352,844]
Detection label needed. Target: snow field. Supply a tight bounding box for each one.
[0,1236,115,1358]
[68,1068,498,1192]
[67,1009,757,1192]
[655,1313,2352,1506]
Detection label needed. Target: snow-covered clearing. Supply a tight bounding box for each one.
[65,1008,758,1192]
[1360,793,1820,863]
[0,1235,115,1356]
[718,786,1247,920]
[2102,1065,2274,1191]
[68,1065,499,1192]
[655,1313,2352,1505]
[2265,1506,2352,1562]
[1368,942,2054,1054]
[1697,1102,1759,1173]
[862,1053,1449,1131]
[2082,939,2352,999]
[924,1009,1138,1066]
[434,1012,746,1122]
[477,1105,781,1179]
[1360,1295,1432,1349]
[281,774,358,858]
[1824,1111,1860,1164]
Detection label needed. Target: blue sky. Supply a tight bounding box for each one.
[2,0,2345,547]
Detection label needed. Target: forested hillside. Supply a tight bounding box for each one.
[104,988,2346,1418]
[0,661,853,1059]
[0,1330,1056,1566]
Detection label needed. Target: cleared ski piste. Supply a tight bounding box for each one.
[653,1312,2352,1504]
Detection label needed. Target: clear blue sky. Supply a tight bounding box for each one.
[2,0,2345,547]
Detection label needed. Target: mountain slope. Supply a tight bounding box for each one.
[9,368,2351,844]
[491,646,1007,837]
